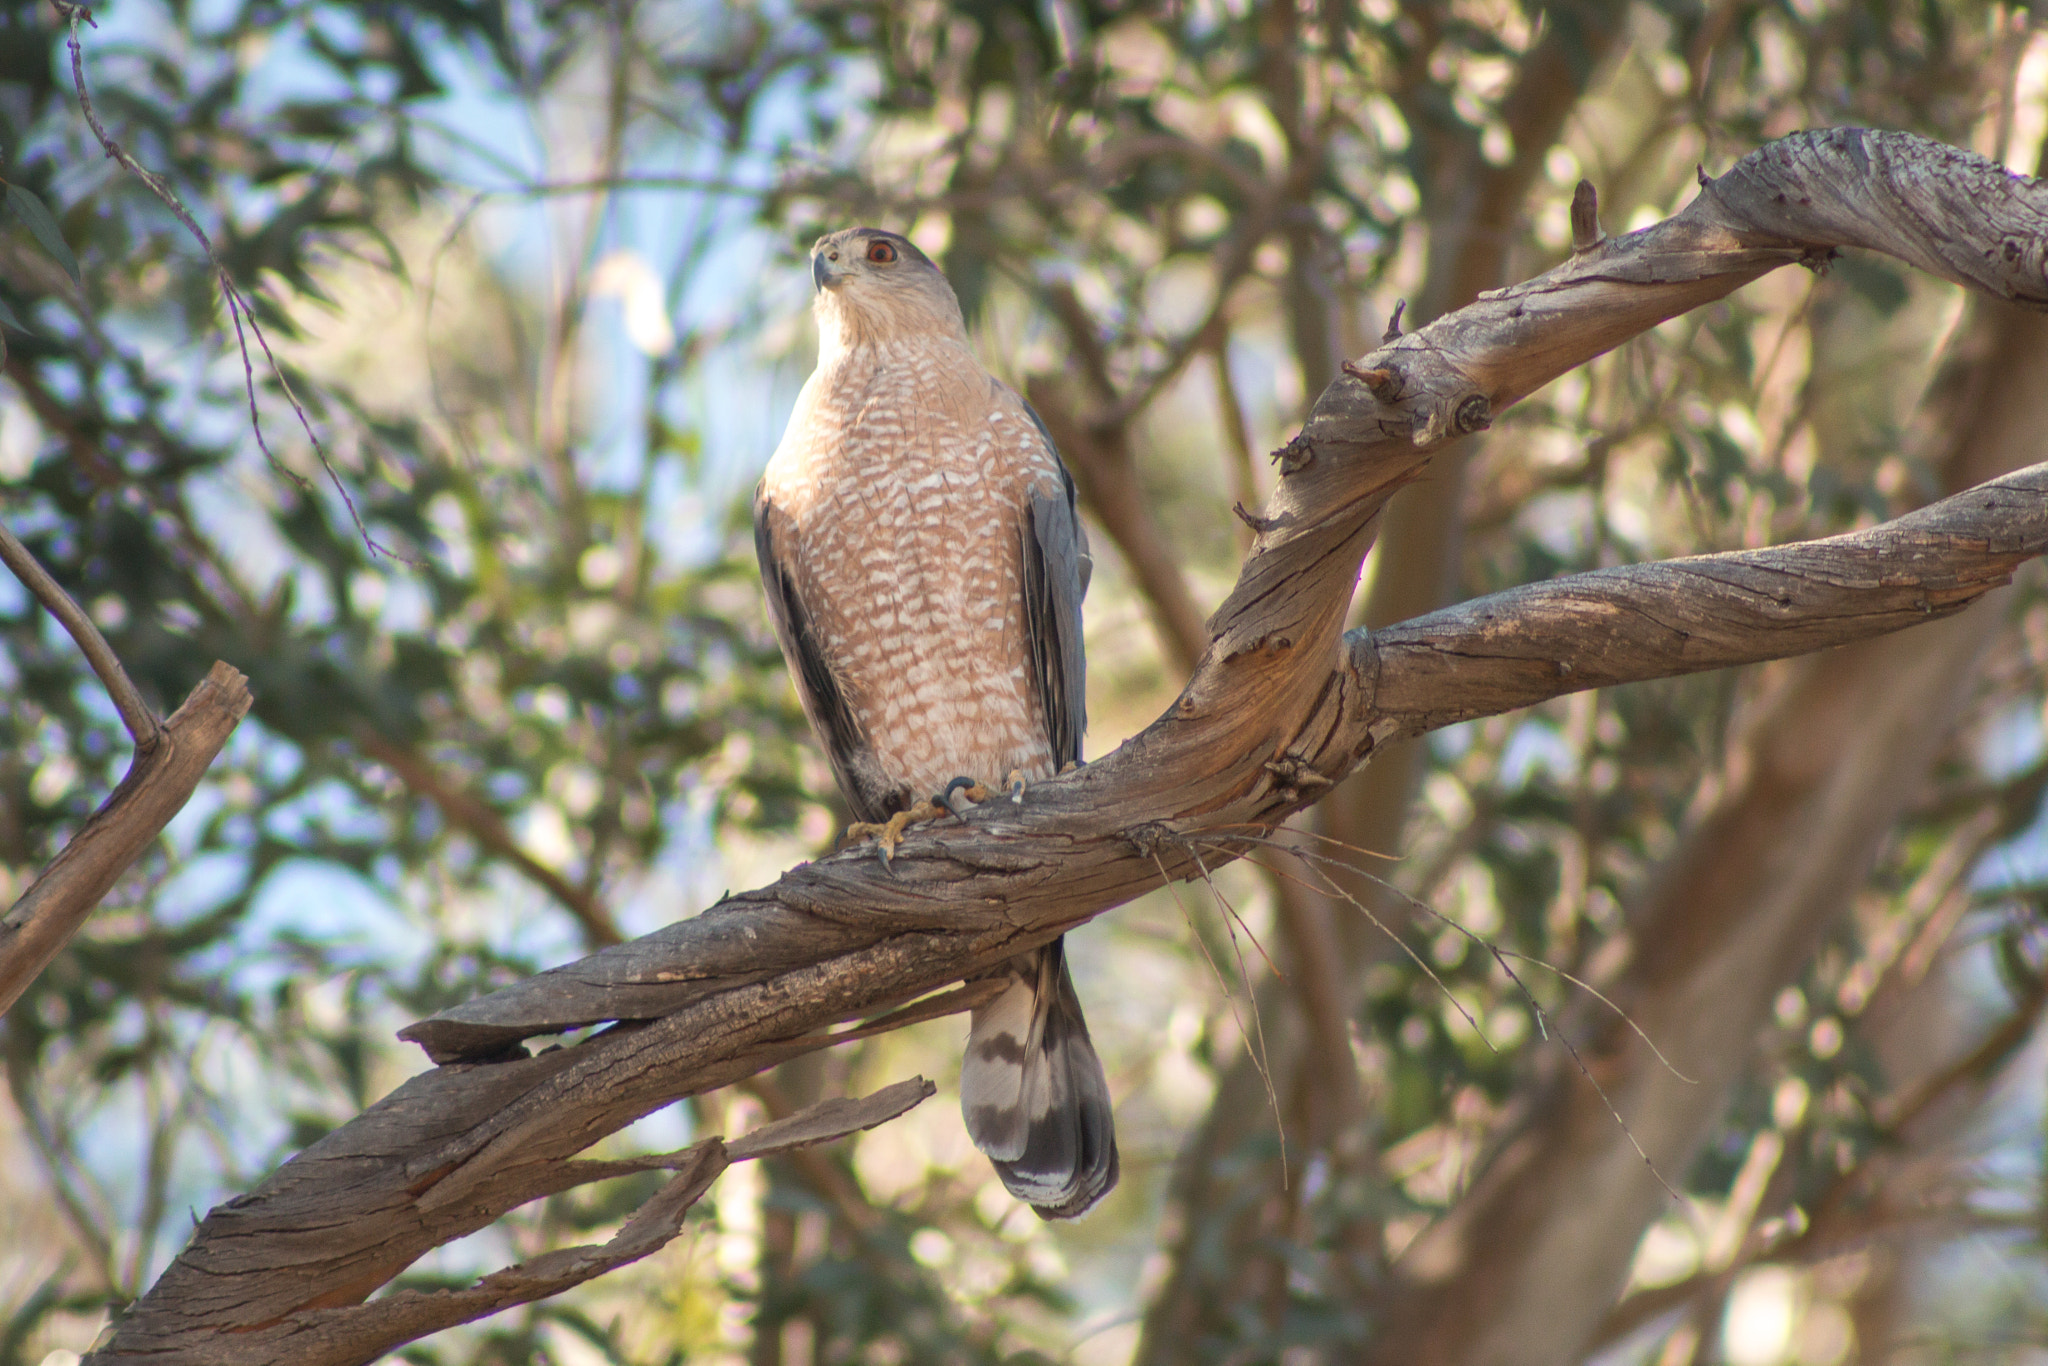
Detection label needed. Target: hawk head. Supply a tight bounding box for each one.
[809,227,965,349]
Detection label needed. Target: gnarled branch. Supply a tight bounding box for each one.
[90,128,2048,1365]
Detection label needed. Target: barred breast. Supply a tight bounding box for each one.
[761,331,1066,799]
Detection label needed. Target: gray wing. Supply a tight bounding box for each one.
[752,486,902,823]
[1017,402,1090,767]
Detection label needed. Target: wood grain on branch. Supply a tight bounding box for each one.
[0,657,252,1017]
[92,129,2048,1364]
[87,1079,930,1366]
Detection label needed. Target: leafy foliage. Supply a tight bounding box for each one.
[4,1,2048,1364]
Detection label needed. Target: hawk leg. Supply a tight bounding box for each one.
[847,777,991,862]
[938,776,989,817]
[847,799,943,862]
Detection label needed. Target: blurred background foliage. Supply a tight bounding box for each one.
[3,0,2048,1363]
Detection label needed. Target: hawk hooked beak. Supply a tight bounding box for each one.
[812,252,844,292]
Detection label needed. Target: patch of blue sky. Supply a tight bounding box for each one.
[182,465,301,601]
[258,8,379,109]
[1521,488,1596,561]
[66,1061,156,1200]
[629,793,721,932]
[681,342,806,511]
[259,728,305,785]
[410,50,549,229]
[64,652,127,736]
[1947,978,2045,1186]
[476,867,589,968]
[259,776,392,846]
[184,0,248,39]
[220,858,433,988]
[78,332,162,428]
[1917,1230,2048,1332]
[73,1024,306,1288]
[282,562,339,629]
[412,1218,522,1286]
[164,346,262,453]
[153,850,253,928]
[1429,719,1477,761]
[639,449,718,574]
[614,1095,696,1156]
[1945,914,2044,1052]
[348,570,434,635]
[1499,718,1578,789]
[1974,699,2045,782]
[179,1029,294,1187]
[581,327,653,493]
[1969,793,2048,893]
[23,354,86,409]
[1221,332,1298,442]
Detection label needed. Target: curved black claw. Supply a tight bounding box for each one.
[937,775,989,819]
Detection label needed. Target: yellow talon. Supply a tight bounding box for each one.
[846,799,945,861]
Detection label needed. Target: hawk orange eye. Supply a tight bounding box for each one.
[866,240,897,264]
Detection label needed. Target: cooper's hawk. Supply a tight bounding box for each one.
[754,227,1118,1219]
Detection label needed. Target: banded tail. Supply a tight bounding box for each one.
[960,937,1119,1219]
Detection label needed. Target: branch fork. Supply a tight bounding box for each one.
[86,128,2048,1365]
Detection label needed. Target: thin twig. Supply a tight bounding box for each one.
[50,1,406,564]
[0,515,160,747]
[1262,824,1698,1082]
[1183,840,1285,984]
[1216,831,1690,1204]
[1209,332,1264,553]
[1202,834,1491,1050]
[1149,849,1288,1180]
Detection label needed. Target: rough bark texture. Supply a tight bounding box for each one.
[89,130,2048,1365]
[77,1078,930,1366]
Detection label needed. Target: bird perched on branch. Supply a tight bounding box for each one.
[753,226,1117,1219]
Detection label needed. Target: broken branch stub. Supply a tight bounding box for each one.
[0,660,252,1016]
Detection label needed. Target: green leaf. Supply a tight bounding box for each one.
[4,182,82,285]
[0,293,21,331]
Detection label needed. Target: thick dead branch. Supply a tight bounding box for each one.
[90,129,2048,1364]
[1367,472,2047,734]
[87,1078,929,1366]
[0,660,252,1017]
